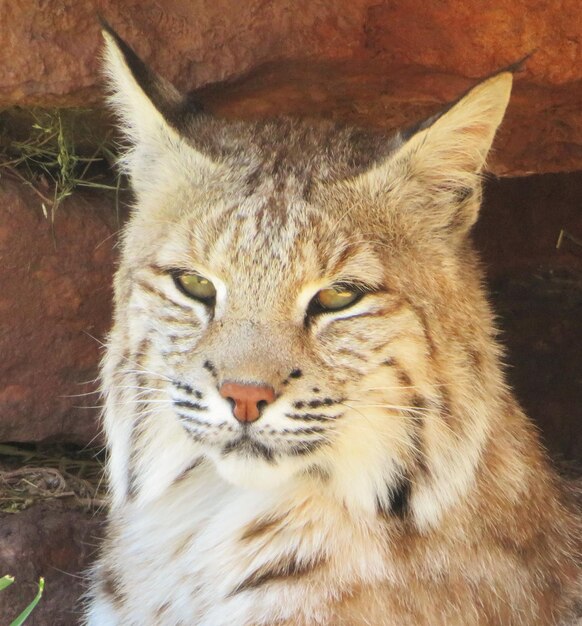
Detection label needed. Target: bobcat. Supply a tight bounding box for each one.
[85,24,582,626]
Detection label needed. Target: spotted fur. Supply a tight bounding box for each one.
[84,24,582,626]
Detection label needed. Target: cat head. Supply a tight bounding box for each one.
[101,24,512,526]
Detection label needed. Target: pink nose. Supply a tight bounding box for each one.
[219,382,276,423]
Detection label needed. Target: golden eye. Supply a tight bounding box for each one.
[314,285,361,312]
[174,272,216,303]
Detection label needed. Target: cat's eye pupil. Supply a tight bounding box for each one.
[174,272,216,303]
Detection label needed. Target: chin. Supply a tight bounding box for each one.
[210,451,304,490]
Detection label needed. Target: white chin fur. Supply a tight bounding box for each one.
[210,451,301,490]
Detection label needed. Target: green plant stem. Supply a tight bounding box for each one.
[9,577,44,626]
[0,575,15,591]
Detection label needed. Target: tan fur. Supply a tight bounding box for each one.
[84,26,582,625]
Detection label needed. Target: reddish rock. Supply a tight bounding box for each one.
[0,178,118,444]
[0,502,103,626]
[1,0,582,174]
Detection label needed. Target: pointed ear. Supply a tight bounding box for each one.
[100,22,212,191]
[101,22,188,144]
[360,72,513,237]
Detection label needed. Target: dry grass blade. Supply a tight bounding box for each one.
[556,228,582,252]
[0,108,124,221]
[0,444,106,514]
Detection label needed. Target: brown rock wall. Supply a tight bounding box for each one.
[0,178,118,444]
[1,0,582,174]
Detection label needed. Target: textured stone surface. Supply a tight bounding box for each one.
[0,178,118,444]
[1,0,582,174]
[0,502,103,626]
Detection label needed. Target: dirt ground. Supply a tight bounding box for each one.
[0,446,104,625]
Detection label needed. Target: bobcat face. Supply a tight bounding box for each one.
[123,170,415,489]
[102,24,512,516]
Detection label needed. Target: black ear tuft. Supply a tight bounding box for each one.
[500,52,534,75]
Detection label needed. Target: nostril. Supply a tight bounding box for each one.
[219,382,276,423]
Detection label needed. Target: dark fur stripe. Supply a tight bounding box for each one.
[294,397,341,410]
[396,367,413,387]
[132,337,152,371]
[100,567,124,608]
[203,360,217,378]
[157,315,192,325]
[288,439,327,456]
[406,300,437,358]
[177,413,215,429]
[222,437,275,463]
[438,384,455,427]
[172,458,204,485]
[240,515,285,542]
[229,554,324,596]
[345,301,406,320]
[378,473,412,519]
[172,380,195,395]
[337,348,369,362]
[282,426,326,435]
[172,381,204,400]
[285,412,341,422]
[174,399,208,412]
[135,279,192,313]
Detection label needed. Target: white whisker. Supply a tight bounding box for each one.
[120,367,173,383]
[62,389,103,398]
[343,401,433,414]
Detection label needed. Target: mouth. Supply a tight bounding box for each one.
[176,403,333,462]
[221,430,276,463]
[204,423,334,490]
[221,426,330,462]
